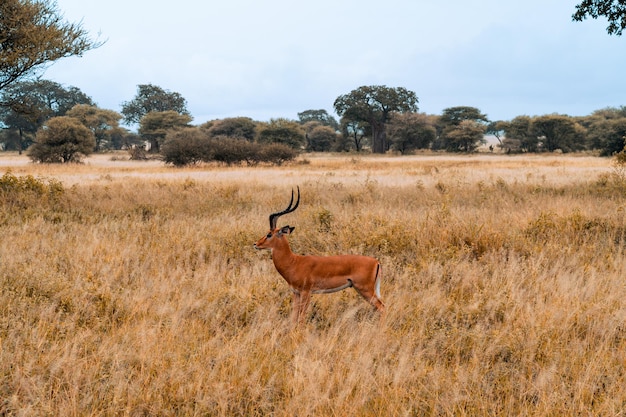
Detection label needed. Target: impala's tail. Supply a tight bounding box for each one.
[373,263,386,316]
[375,263,383,300]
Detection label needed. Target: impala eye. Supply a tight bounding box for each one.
[267,233,272,238]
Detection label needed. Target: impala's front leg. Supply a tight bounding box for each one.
[297,290,311,324]
[291,289,310,325]
[290,291,301,324]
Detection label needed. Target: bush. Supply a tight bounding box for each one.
[162,130,298,166]
[161,128,211,166]
[256,143,297,165]
[28,117,96,163]
[209,136,258,165]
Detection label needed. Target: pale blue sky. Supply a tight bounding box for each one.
[45,0,625,125]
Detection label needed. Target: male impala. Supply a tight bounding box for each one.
[254,187,385,324]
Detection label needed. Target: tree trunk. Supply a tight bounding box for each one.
[372,128,386,154]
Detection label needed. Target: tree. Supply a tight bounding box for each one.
[581,108,626,155]
[138,111,192,152]
[486,121,507,146]
[590,118,626,156]
[501,116,538,152]
[28,116,95,163]
[387,112,436,154]
[297,109,339,131]
[437,106,489,152]
[305,124,337,152]
[532,114,587,152]
[443,120,487,153]
[573,0,626,35]
[66,104,124,151]
[0,79,93,153]
[439,106,489,127]
[339,119,368,152]
[121,84,190,125]
[205,117,257,141]
[256,118,305,149]
[334,86,419,153]
[0,0,101,91]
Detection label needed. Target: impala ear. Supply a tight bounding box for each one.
[278,225,295,235]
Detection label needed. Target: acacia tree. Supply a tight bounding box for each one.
[532,114,587,152]
[121,84,190,125]
[437,106,489,152]
[387,112,436,154]
[582,107,626,155]
[138,110,192,152]
[573,0,626,35]
[205,117,257,141]
[0,0,101,91]
[334,86,418,153]
[443,120,487,152]
[66,104,125,151]
[297,109,339,131]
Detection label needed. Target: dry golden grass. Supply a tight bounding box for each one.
[1,152,625,416]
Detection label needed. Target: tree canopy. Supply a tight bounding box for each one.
[532,114,586,153]
[138,110,192,152]
[334,86,418,153]
[573,0,626,35]
[204,117,257,141]
[0,0,101,91]
[121,84,190,125]
[297,109,339,131]
[437,106,489,152]
[256,118,305,149]
[305,124,337,152]
[66,104,124,151]
[0,79,93,152]
[387,112,436,154]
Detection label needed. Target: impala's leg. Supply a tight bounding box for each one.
[290,291,301,325]
[297,290,311,324]
[353,265,385,312]
[359,290,385,311]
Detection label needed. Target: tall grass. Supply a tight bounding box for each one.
[1,154,625,415]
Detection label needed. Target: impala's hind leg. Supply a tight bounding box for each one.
[353,264,385,312]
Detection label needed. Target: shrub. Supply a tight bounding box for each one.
[256,143,297,166]
[209,136,258,166]
[28,117,96,163]
[161,130,298,166]
[161,128,211,166]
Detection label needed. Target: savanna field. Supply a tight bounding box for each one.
[0,152,625,416]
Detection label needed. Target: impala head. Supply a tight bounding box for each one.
[254,187,300,250]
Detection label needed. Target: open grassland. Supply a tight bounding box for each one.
[1,153,625,416]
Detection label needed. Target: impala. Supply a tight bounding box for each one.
[254,187,385,324]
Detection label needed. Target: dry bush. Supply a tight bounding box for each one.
[1,156,625,415]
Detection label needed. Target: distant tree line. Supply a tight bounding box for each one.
[1,80,625,164]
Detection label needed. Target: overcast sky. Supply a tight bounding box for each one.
[45,0,625,125]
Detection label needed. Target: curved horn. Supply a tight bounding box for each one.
[269,186,300,230]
